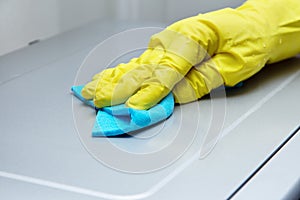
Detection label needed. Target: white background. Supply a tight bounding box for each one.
[0,0,245,56]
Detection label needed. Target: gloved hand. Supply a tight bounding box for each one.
[82,0,300,110]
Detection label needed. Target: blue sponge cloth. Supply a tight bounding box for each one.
[71,85,174,136]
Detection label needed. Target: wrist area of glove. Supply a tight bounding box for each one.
[189,7,272,87]
[237,0,300,63]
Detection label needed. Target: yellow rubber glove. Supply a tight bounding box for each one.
[82,0,300,110]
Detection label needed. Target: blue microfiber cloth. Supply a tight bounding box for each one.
[71,85,174,136]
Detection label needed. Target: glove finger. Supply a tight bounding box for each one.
[81,57,141,100]
[81,79,99,100]
[173,49,264,104]
[94,64,154,108]
[126,36,201,110]
[92,48,169,108]
[126,65,185,110]
[91,72,102,81]
[81,67,115,99]
[172,55,226,104]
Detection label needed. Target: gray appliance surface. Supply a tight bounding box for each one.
[233,129,300,200]
[0,20,299,200]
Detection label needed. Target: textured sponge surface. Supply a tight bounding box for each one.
[71,85,174,136]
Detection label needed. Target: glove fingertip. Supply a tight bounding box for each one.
[81,86,93,99]
[126,84,170,110]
